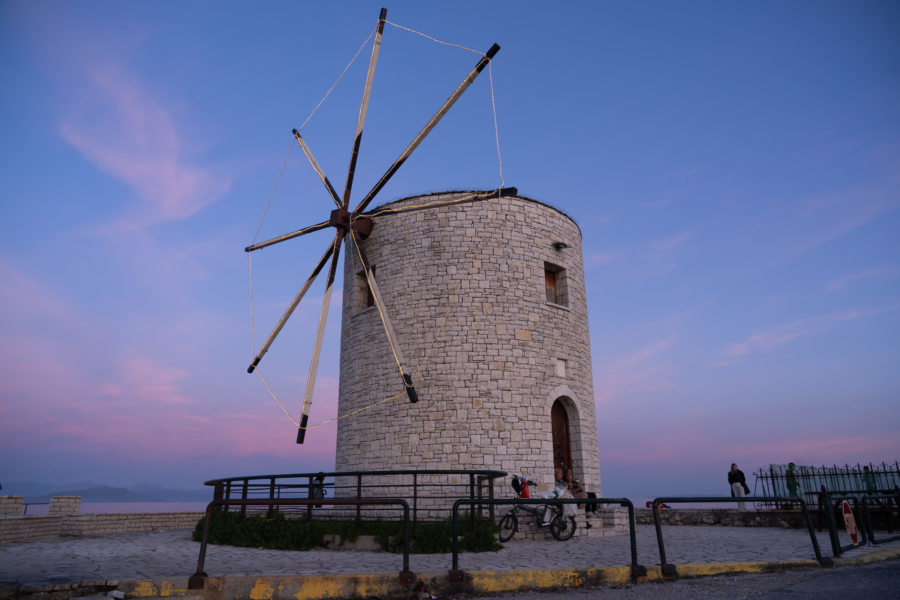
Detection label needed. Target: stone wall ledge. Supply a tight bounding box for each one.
[634,508,812,528]
[0,512,204,544]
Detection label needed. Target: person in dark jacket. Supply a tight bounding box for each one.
[728,463,749,510]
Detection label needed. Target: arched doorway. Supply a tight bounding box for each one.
[551,399,572,472]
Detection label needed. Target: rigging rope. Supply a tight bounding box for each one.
[298,26,376,132]
[359,190,489,219]
[384,21,483,56]
[488,61,505,188]
[252,138,296,244]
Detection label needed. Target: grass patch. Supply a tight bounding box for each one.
[193,510,502,553]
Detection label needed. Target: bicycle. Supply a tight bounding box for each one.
[498,475,577,542]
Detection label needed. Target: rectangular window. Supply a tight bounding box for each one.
[355,266,376,312]
[544,262,568,306]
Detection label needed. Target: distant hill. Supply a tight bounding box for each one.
[4,481,210,503]
[32,485,153,502]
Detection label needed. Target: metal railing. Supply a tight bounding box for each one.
[203,469,506,528]
[449,497,646,582]
[189,497,413,588]
[649,496,829,575]
[819,493,867,556]
[860,491,900,545]
[22,502,49,515]
[753,462,900,510]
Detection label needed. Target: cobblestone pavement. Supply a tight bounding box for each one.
[2,525,899,587]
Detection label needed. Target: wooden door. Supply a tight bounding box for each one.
[551,399,571,472]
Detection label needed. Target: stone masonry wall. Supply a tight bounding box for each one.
[0,496,24,516]
[337,192,601,506]
[61,512,204,536]
[634,508,812,528]
[48,496,80,516]
[0,516,63,544]
[0,510,203,544]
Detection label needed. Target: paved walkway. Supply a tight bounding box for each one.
[2,525,899,588]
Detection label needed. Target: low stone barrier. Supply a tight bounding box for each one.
[48,496,80,516]
[0,504,204,544]
[61,512,204,536]
[0,516,64,544]
[0,496,24,516]
[634,508,810,528]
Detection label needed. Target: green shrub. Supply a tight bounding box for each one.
[192,511,501,553]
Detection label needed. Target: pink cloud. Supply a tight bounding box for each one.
[790,186,899,257]
[58,61,229,228]
[586,252,618,266]
[594,336,676,403]
[0,256,70,319]
[729,434,900,467]
[649,232,691,252]
[828,264,900,292]
[117,357,191,405]
[723,303,900,360]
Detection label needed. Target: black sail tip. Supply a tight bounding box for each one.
[296,414,309,444]
[403,373,418,403]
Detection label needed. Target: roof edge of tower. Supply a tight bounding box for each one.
[369,189,583,238]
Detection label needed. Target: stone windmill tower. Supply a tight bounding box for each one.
[242,10,602,498]
[336,190,601,495]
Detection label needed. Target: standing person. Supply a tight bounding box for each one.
[786,463,799,497]
[863,466,877,493]
[728,463,749,510]
[310,473,326,508]
[784,462,799,510]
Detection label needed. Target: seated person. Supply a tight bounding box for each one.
[542,466,575,525]
[565,468,597,527]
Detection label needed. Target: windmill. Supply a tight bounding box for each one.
[245,8,516,444]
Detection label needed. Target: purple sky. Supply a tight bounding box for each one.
[1,1,898,497]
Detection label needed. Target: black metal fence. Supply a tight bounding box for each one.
[449,497,645,582]
[203,469,507,528]
[753,461,900,510]
[189,497,413,588]
[648,496,828,573]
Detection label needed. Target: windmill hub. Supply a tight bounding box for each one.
[329,208,372,239]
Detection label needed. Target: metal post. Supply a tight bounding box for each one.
[488,475,496,523]
[400,500,411,580]
[822,490,842,557]
[451,499,461,573]
[469,473,476,525]
[306,475,314,522]
[356,474,362,527]
[412,472,418,534]
[798,498,828,565]
[651,501,669,568]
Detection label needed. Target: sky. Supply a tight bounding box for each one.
[1,0,898,497]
